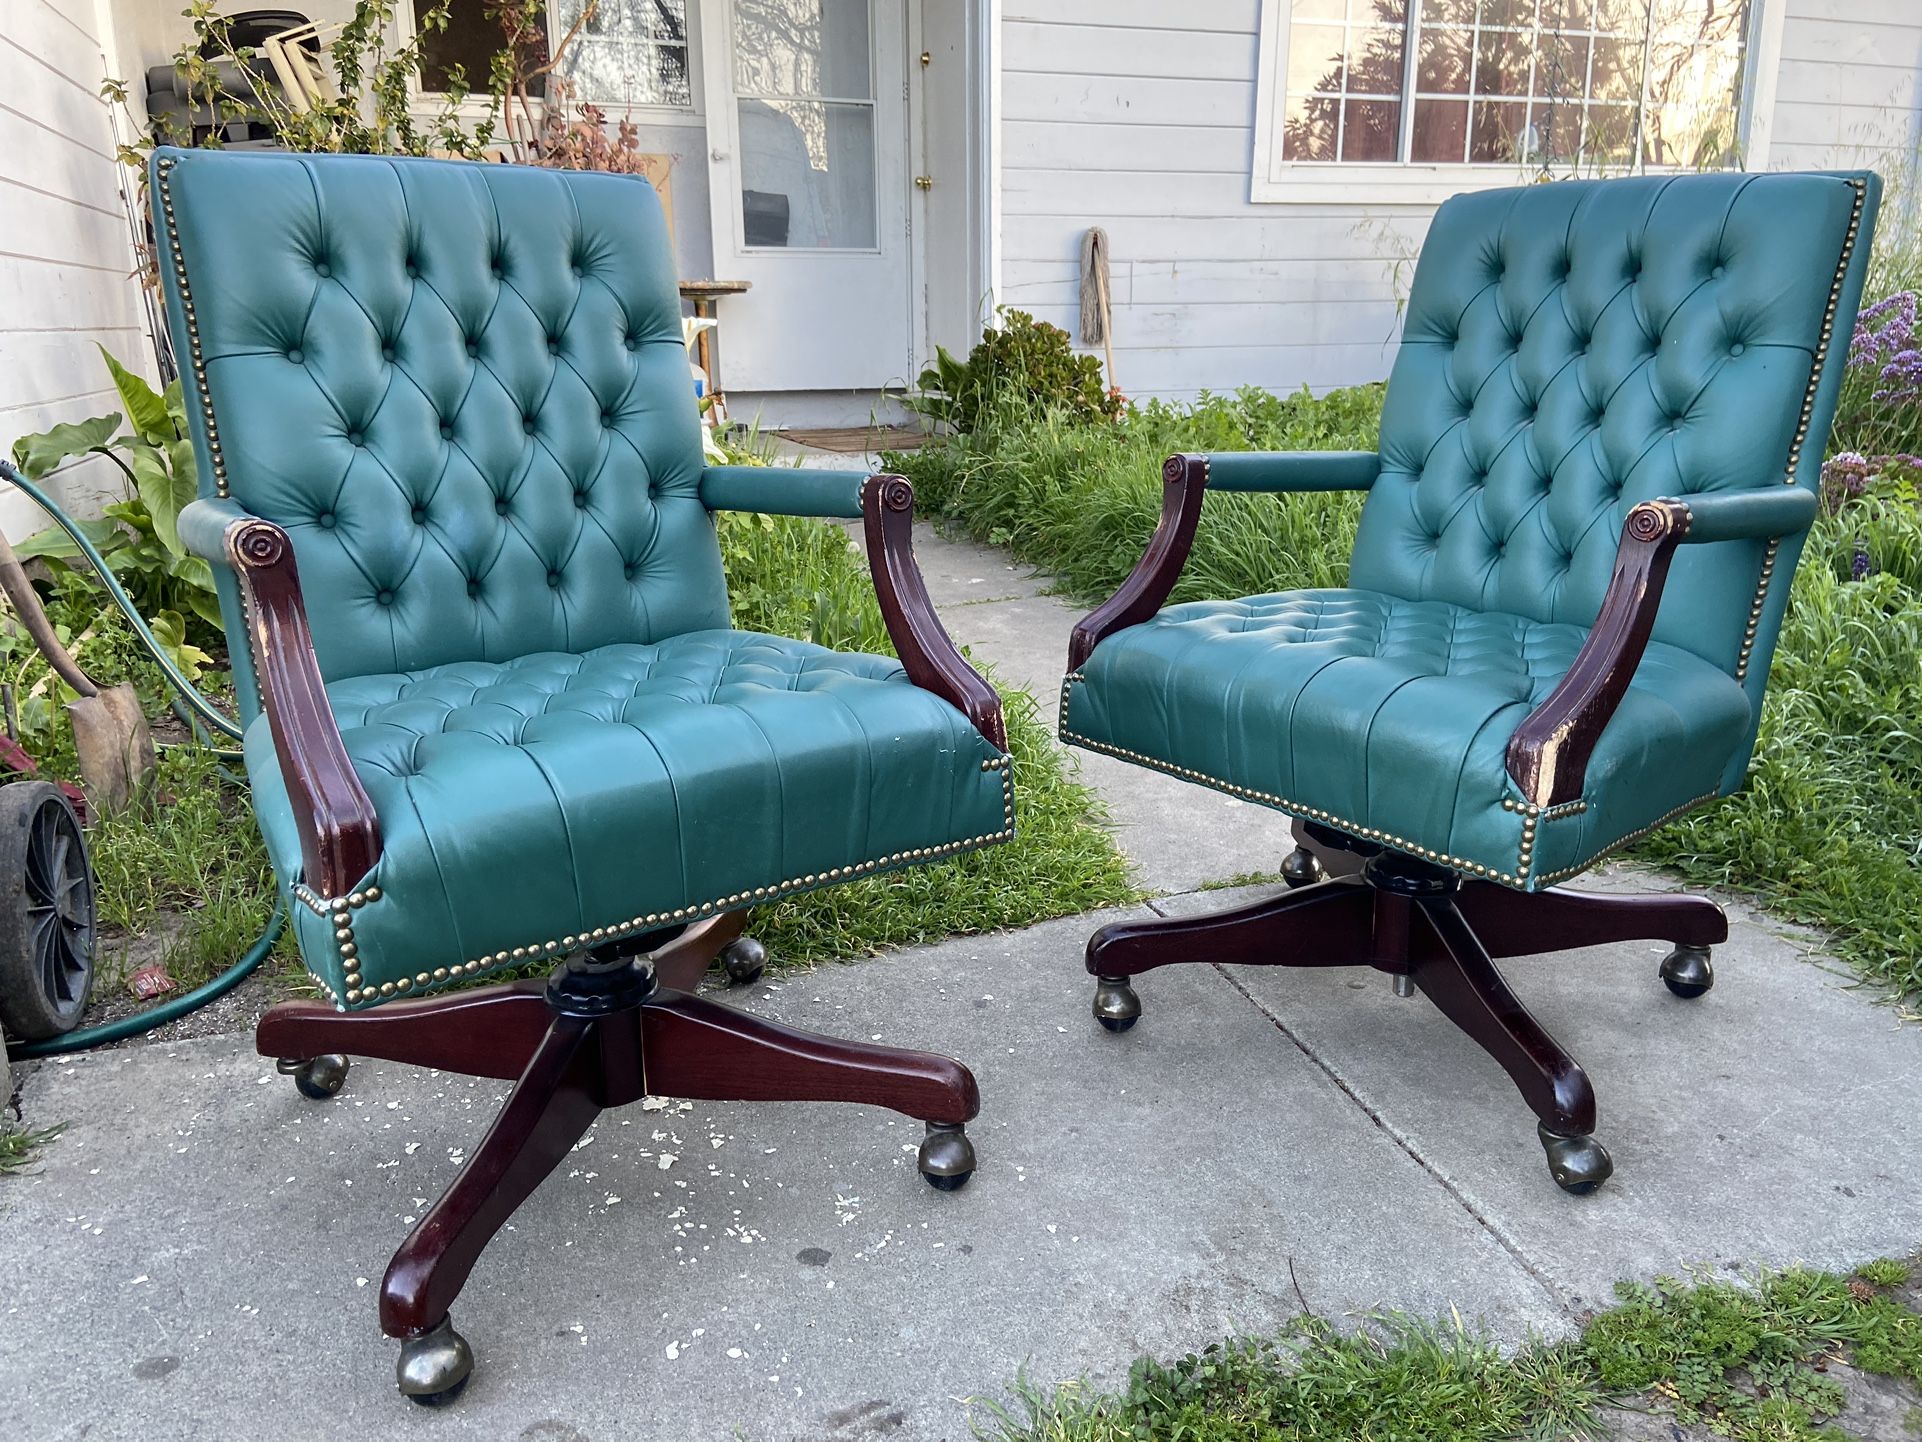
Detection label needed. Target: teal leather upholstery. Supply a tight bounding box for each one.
[1064,172,1876,889]
[1205,451,1381,493]
[152,147,1011,1006]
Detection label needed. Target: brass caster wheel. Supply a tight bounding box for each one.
[1659,944,1713,999]
[1092,975,1140,1033]
[1538,1122,1613,1195]
[397,1316,473,1407]
[917,1122,975,1192]
[1280,845,1323,889]
[278,1054,349,1100]
[720,936,767,986]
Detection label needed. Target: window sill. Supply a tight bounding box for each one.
[1249,162,1546,207]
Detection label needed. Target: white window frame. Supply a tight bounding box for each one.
[1248,0,1787,206]
[405,0,709,124]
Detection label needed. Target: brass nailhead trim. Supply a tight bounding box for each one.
[1533,792,1718,885]
[308,756,1014,1010]
[153,156,230,497]
[1738,175,1866,684]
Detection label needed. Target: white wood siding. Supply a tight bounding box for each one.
[1766,0,1922,175]
[0,0,155,539]
[999,0,1419,402]
[997,0,1922,404]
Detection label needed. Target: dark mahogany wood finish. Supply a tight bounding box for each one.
[226,516,381,899]
[1082,860,1725,1141]
[1067,453,1209,671]
[864,474,1006,750]
[1505,498,1691,808]
[258,926,981,1342]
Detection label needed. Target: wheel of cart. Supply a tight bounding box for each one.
[0,780,96,1041]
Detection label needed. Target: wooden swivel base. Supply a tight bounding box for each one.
[254,913,979,1406]
[1086,822,1726,1195]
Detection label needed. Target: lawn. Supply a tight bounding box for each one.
[974,1259,1922,1442]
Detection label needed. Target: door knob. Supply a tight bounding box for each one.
[914,175,933,191]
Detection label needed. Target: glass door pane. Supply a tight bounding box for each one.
[732,0,878,249]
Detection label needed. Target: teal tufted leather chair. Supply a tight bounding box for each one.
[151,146,1008,1402]
[1062,171,1877,1193]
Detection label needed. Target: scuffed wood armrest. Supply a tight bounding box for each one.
[225,516,382,898]
[1067,453,1209,672]
[1505,487,1819,808]
[862,475,1006,751]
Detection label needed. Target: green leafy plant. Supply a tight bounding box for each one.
[9,347,221,648]
[908,309,1123,435]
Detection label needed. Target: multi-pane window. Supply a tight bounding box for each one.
[413,0,693,109]
[1279,0,1751,168]
[552,0,693,109]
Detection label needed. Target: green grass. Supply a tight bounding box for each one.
[894,390,1922,1001]
[972,1261,1922,1442]
[0,1121,68,1176]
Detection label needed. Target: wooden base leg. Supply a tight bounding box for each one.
[1413,897,1595,1135]
[643,910,750,992]
[380,1015,601,1339]
[641,990,979,1125]
[255,981,553,1082]
[1085,878,1374,979]
[1455,882,1727,958]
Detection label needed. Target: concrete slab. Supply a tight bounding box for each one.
[0,910,1562,1442]
[1166,876,1922,1314]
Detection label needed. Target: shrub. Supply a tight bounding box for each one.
[907,310,1122,435]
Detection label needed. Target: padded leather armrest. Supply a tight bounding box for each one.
[1204,451,1381,494]
[224,516,382,898]
[700,465,867,519]
[179,496,255,566]
[1506,489,1815,809]
[1672,486,1818,545]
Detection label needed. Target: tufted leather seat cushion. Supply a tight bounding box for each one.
[1061,591,1749,887]
[249,631,1011,1004]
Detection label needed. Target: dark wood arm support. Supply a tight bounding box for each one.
[862,474,1006,752]
[1505,486,1816,808]
[225,517,382,898]
[1067,453,1209,672]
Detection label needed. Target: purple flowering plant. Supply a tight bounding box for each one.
[1828,290,1922,508]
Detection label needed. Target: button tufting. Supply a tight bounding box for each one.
[546,571,562,588]
[1729,342,1745,356]
[317,512,335,529]
[547,338,560,354]
[495,497,510,516]
[467,578,482,597]
[623,563,638,581]
[522,416,537,434]
[624,335,639,351]
[348,430,364,446]
[381,345,395,361]
[601,409,615,424]
[314,261,331,278]
[412,505,427,524]
[376,589,394,606]
[573,490,588,509]
[439,422,454,439]
[1711,265,1725,279]
[405,261,419,278]
[465,340,479,357]
[287,348,304,363]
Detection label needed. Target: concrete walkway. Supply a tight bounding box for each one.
[3,521,1919,1441]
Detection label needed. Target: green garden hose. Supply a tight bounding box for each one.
[0,460,282,1059]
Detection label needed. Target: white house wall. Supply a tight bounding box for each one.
[997,0,1922,405]
[0,0,156,539]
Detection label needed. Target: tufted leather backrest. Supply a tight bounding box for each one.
[151,147,728,685]
[1353,172,1875,719]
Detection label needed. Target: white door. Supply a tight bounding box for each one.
[701,0,912,392]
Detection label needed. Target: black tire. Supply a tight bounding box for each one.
[0,782,96,1041]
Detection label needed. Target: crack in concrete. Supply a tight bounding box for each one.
[1196,952,1580,1322]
